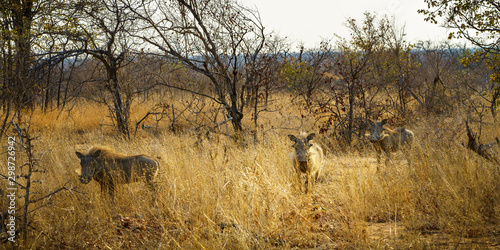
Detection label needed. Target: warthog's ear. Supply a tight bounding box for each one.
[381,119,388,125]
[75,151,84,159]
[93,149,103,157]
[288,135,297,142]
[306,133,316,141]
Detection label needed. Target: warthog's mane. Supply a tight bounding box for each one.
[87,146,131,159]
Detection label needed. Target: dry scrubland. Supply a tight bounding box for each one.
[1,96,500,249]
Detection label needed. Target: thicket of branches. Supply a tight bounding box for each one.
[0,0,498,142]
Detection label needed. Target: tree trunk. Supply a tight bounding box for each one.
[12,0,34,110]
[110,78,130,138]
[57,60,64,108]
[347,82,354,146]
[228,105,243,132]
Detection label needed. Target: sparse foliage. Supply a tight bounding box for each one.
[419,0,500,53]
[280,42,331,105]
[316,13,387,148]
[419,0,500,120]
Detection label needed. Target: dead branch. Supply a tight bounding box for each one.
[464,120,499,164]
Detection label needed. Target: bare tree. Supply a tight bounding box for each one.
[316,13,384,148]
[281,42,332,106]
[1,122,73,244]
[126,0,266,135]
[246,34,289,138]
[0,0,89,136]
[380,19,421,117]
[412,41,469,115]
[0,0,39,137]
[58,0,146,138]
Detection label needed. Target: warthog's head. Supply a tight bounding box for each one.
[368,119,389,143]
[289,133,316,171]
[75,150,101,184]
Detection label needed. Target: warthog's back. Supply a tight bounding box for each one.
[102,155,159,183]
[395,127,414,145]
[136,155,160,178]
[377,128,413,152]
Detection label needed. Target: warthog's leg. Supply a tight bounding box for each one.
[146,178,158,204]
[295,163,303,193]
[403,144,412,168]
[146,180,157,193]
[108,182,116,202]
[99,182,107,195]
[99,181,115,202]
[384,150,392,166]
[375,147,382,163]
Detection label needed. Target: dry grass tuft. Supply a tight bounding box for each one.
[1,97,499,248]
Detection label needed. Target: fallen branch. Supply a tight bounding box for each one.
[465,120,499,164]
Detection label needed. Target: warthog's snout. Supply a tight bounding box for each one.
[369,134,379,142]
[295,150,308,163]
[369,133,387,143]
[79,175,92,184]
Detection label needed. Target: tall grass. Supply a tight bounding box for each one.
[1,98,498,248]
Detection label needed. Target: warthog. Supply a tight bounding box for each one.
[289,133,324,194]
[367,119,414,169]
[75,146,160,200]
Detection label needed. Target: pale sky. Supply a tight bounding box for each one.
[241,0,452,49]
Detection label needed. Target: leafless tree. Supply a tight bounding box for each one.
[0,122,73,243]
[125,0,266,135]
[247,34,289,137]
[283,42,332,106]
[316,13,384,148]
[0,0,90,137]
[379,19,421,117]
[420,0,500,120]
[0,0,39,137]
[413,41,467,115]
[61,0,148,138]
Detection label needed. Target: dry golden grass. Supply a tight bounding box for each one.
[1,96,499,249]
